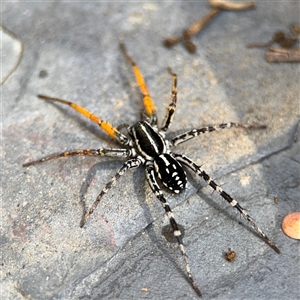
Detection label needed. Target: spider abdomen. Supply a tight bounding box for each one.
[154,154,187,193]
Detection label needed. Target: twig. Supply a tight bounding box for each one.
[265,47,300,62]
[164,8,221,52]
[164,1,255,53]
[209,0,255,11]
[248,31,299,49]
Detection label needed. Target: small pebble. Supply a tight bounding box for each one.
[282,212,300,240]
[225,248,236,262]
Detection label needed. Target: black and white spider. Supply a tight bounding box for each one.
[23,43,280,297]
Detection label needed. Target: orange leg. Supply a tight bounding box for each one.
[37,95,129,145]
[120,43,157,124]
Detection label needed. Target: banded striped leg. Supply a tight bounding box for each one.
[37,95,129,145]
[145,164,202,297]
[170,122,266,147]
[23,148,131,167]
[161,68,177,132]
[120,43,157,125]
[81,157,143,227]
[174,153,280,254]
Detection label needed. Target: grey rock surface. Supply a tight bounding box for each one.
[2,2,299,300]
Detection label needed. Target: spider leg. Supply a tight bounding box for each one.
[37,95,129,145]
[161,68,177,132]
[174,153,280,254]
[23,148,131,167]
[120,43,157,125]
[170,122,266,147]
[81,157,143,227]
[145,163,202,297]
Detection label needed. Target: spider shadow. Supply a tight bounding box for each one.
[131,170,198,294]
[78,159,125,223]
[118,61,144,116]
[188,171,271,247]
[76,150,272,295]
[78,154,196,291]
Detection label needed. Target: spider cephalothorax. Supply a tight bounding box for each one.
[23,43,279,297]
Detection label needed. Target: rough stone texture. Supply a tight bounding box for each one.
[2,2,299,300]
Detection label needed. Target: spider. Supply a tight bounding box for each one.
[23,43,280,297]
